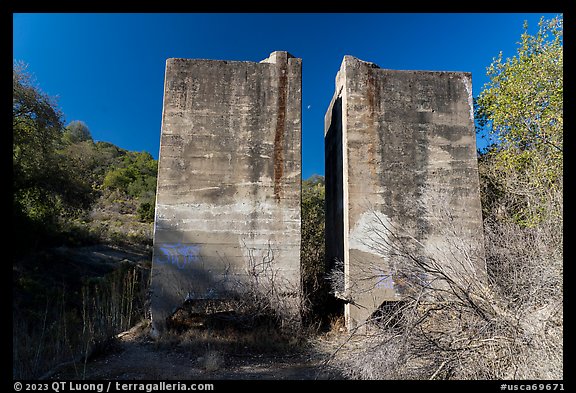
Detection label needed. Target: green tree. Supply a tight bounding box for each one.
[476,16,563,226]
[302,175,325,272]
[13,63,69,229]
[62,120,93,144]
[301,175,330,321]
[13,63,99,250]
[59,141,106,189]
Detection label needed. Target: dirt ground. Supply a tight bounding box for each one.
[51,322,347,380]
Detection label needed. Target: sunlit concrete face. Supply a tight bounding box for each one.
[325,56,486,330]
[151,52,302,334]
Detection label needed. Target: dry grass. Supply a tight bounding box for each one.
[13,258,150,379]
[159,318,302,355]
[325,191,563,380]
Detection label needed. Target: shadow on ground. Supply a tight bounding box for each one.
[52,322,346,380]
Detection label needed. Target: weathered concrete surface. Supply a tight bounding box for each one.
[151,51,302,334]
[325,56,486,330]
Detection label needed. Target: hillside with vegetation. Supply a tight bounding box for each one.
[13,65,158,249]
[13,62,158,379]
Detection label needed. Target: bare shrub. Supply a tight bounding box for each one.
[325,258,345,300]
[233,240,303,336]
[163,240,305,351]
[326,192,562,380]
[482,206,563,379]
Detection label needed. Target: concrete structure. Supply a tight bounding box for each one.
[151,51,302,333]
[325,56,486,330]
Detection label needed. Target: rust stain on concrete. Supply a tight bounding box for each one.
[365,66,379,179]
[274,64,288,202]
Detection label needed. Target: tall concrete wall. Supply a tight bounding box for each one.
[325,56,486,330]
[151,51,302,333]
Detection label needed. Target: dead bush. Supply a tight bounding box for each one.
[326,193,562,380]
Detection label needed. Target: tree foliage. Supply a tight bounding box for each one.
[62,120,93,144]
[13,62,89,229]
[301,175,337,323]
[476,16,563,226]
[302,175,325,274]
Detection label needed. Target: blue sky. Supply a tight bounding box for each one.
[13,13,560,179]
